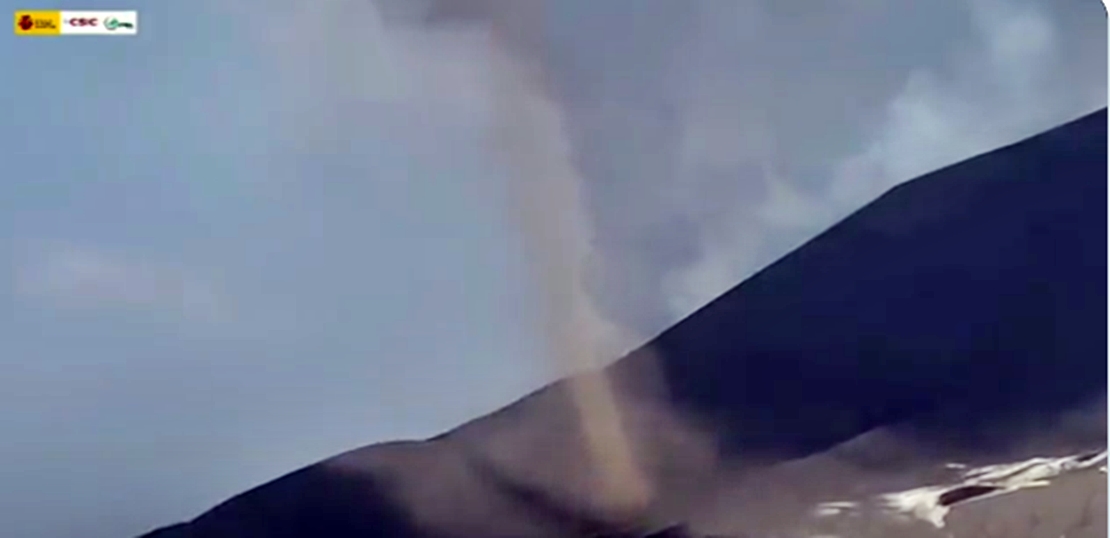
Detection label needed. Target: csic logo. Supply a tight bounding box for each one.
[65,16,97,27]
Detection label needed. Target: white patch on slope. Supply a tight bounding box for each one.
[878,450,1108,528]
[880,485,956,528]
[813,501,858,517]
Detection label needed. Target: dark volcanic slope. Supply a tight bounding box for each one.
[641,105,1107,459]
[137,109,1107,538]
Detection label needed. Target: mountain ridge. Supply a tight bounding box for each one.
[137,107,1107,537]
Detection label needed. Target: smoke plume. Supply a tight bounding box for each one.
[359,0,1104,521]
[482,19,654,515]
[397,0,1103,339]
[229,0,1104,524]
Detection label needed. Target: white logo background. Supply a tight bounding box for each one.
[60,10,138,36]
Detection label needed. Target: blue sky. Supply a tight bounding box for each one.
[0,0,1105,536]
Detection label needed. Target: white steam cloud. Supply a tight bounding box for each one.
[367,0,1104,338]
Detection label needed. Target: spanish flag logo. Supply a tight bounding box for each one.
[14,10,61,35]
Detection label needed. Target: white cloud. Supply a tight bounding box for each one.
[14,243,229,324]
[823,0,1061,211]
[664,0,1086,319]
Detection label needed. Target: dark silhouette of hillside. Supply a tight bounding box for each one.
[137,108,1107,538]
[636,105,1107,459]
